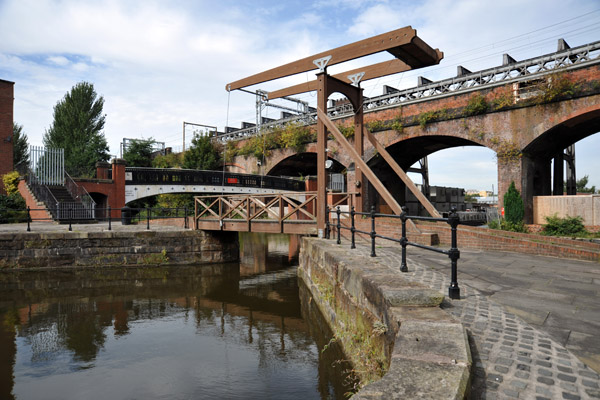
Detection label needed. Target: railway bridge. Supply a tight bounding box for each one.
[221,39,600,223]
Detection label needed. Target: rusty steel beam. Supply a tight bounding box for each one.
[317,107,403,215]
[267,58,416,100]
[227,26,442,91]
[364,127,441,218]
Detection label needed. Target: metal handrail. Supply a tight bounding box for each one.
[0,206,192,231]
[328,205,461,300]
[65,172,96,219]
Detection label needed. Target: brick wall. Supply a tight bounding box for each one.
[0,79,15,194]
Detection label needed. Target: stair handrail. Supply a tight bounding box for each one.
[20,164,60,219]
[64,172,96,219]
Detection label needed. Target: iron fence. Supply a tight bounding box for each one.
[0,206,191,231]
[326,205,461,300]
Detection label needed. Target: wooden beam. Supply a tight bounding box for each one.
[267,59,414,100]
[363,127,441,218]
[317,107,403,215]
[227,26,422,91]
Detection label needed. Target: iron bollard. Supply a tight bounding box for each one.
[184,207,188,229]
[147,207,150,230]
[350,206,356,249]
[447,207,461,299]
[336,206,341,245]
[325,206,330,239]
[370,206,376,257]
[108,206,112,231]
[400,206,408,272]
[68,208,72,231]
[27,206,31,232]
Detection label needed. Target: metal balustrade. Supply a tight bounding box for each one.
[327,205,461,300]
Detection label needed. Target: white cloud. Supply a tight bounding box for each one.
[47,56,70,66]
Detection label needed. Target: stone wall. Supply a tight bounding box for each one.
[533,194,600,226]
[0,229,239,268]
[299,237,471,399]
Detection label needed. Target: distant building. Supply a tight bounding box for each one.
[0,79,15,194]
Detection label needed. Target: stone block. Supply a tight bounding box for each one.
[381,287,444,307]
[394,321,471,366]
[355,358,470,400]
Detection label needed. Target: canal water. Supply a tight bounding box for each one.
[0,233,354,400]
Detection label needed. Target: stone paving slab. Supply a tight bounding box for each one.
[342,243,600,400]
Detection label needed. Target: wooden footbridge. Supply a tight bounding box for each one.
[194,192,354,235]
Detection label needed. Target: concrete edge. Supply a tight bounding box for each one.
[299,237,472,399]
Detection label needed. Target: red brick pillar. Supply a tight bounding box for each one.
[110,159,127,218]
[96,161,110,180]
[0,80,15,194]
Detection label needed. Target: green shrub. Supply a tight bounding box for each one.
[541,215,587,236]
[2,171,20,195]
[488,218,528,233]
[503,182,524,225]
[0,193,27,223]
[464,94,488,116]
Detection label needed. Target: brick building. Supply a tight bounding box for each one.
[0,79,15,194]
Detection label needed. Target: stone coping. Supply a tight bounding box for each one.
[299,238,472,399]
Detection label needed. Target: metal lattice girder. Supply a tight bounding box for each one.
[226,26,442,91]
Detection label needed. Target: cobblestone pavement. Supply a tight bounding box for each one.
[345,243,600,400]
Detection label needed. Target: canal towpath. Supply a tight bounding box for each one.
[1,222,599,399]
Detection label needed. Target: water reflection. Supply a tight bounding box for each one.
[0,233,351,400]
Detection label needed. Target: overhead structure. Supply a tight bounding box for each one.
[226,26,443,236]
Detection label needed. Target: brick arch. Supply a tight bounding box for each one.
[363,129,489,169]
[525,105,600,157]
[266,147,349,177]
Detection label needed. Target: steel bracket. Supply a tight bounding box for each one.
[313,55,332,72]
[347,72,365,86]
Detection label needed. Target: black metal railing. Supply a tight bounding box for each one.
[125,167,305,192]
[326,205,461,300]
[64,172,96,219]
[0,206,191,232]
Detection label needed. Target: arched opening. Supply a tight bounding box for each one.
[89,192,108,219]
[521,108,600,222]
[366,136,497,216]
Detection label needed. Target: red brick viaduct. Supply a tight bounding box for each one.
[228,65,600,223]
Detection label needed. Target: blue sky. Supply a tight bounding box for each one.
[1,0,599,191]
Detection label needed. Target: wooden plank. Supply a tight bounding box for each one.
[227,26,417,91]
[317,108,403,215]
[364,127,441,218]
[267,59,414,99]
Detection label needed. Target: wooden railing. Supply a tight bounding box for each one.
[194,192,355,235]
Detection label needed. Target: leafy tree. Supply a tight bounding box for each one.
[43,82,110,177]
[123,138,155,167]
[182,133,221,170]
[503,181,524,225]
[13,122,29,167]
[152,152,183,168]
[576,175,596,194]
